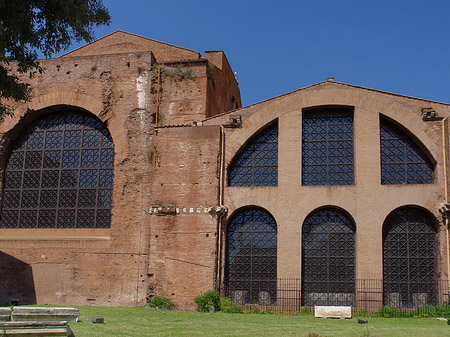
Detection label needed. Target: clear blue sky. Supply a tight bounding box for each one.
[61,0,450,107]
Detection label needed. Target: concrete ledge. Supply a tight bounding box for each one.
[314,306,352,319]
[12,307,79,322]
[0,321,71,336]
[0,307,12,321]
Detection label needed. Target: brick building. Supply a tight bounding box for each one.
[1,31,449,310]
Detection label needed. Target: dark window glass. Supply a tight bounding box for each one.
[1,111,115,228]
[380,118,434,184]
[227,208,277,305]
[383,207,437,307]
[228,122,278,186]
[302,109,354,186]
[302,208,355,306]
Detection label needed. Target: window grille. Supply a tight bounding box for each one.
[228,122,278,186]
[302,208,355,306]
[383,207,437,307]
[380,118,434,184]
[1,111,115,228]
[302,109,353,186]
[227,208,277,305]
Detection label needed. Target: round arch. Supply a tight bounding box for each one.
[301,206,356,306]
[1,108,115,229]
[382,205,438,307]
[226,206,277,305]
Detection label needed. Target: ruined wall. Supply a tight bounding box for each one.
[205,51,242,118]
[147,126,221,309]
[155,61,209,126]
[0,51,157,306]
[0,44,231,308]
[62,31,201,62]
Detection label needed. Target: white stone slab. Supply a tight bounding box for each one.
[0,307,11,321]
[314,306,352,319]
[12,307,79,322]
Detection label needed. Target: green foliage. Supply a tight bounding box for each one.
[195,290,221,312]
[299,306,313,315]
[352,308,370,317]
[0,0,111,119]
[206,62,215,79]
[377,306,411,318]
[410,302,450,318]
[162,65,193,79]
[147,295,175,311]
[220,297,242,313]
[378,306,400,318]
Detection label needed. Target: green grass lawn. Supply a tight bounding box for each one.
[66,306,450,337]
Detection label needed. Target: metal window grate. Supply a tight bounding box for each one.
[302,109,354,186]
[1,111,115,228]
[228,122,278,186]
[380,119,434,184]
[383,207,437,307]
[227,208,277,305]
[302,208,356,306]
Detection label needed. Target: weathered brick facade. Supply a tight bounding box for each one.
[1,31,449,310]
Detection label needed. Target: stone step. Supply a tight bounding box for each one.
[0,307,12,321]
[11,307,79,322]
[0,321,71,336]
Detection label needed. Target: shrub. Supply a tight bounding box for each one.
[299,306,313,315]
[410,303,450,318]
[377,305,400,318]
[220,297,242,313]
[352,308,370,317]
[147,295,175,310]
[195,290,221,312]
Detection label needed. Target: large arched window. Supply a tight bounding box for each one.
[383,207,438,307]
[380,117,434,184]
[227,207,277,305]
[302,107,354,186]
[302,208,355,306]
[1,110,115,228]
[228,121,278,186]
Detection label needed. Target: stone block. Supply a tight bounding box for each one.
[314,306,352,319]
[0,307,11,321]
[412,293,428,307]
[258,291,271,305]
[0,321,71,336]
[12,307,79,322]
[89,315,105,323]
[231,290,247,305]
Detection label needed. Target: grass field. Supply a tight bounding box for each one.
[66,306,450,337]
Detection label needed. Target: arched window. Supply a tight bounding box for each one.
[383,207,438,307]
[380,117,434,184]
[302,208,355,306]
[302,107,354,186]
[228,121,278,186]
[1,111,115,228]
[227,207,277,305]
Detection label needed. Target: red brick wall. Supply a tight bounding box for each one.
[148,126,220,309]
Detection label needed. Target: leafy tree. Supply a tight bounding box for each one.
[0,0,111,120]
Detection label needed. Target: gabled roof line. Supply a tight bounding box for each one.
[61,30,200,58]
[334,81,449,105]
[203,80,449,122]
